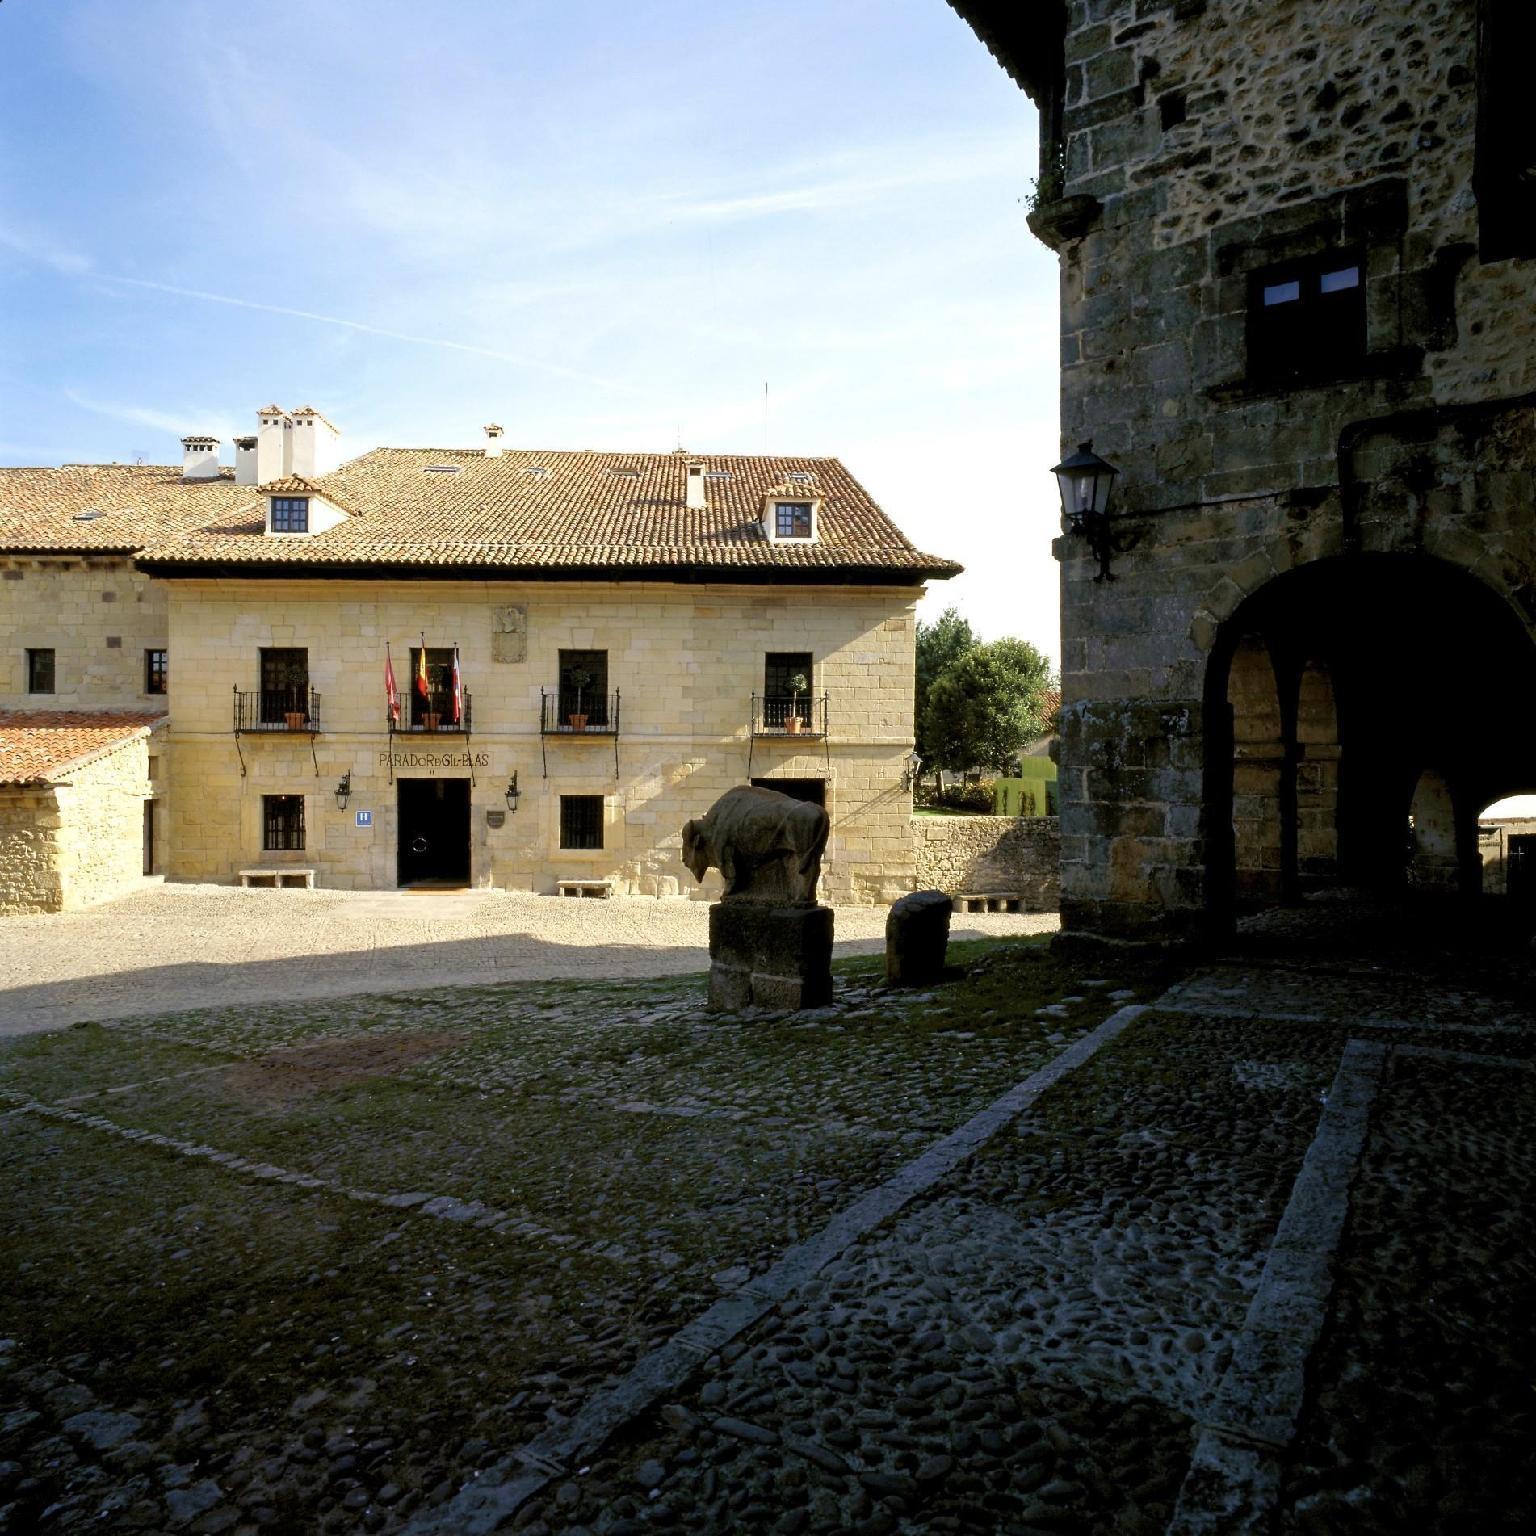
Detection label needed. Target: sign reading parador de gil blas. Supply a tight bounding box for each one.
[378,750,491,770]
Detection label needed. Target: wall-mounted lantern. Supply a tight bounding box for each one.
[333,770,352,811]
[902,750,923,791]
[1052,440,1129,582]
[504,771,521,814]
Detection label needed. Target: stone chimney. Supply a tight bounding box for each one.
[255,405,291,485]
[233,436,258,486]
[484,423,504,459]
[180,435,221,481]
[289,406,341,478]
[685,458,707,510]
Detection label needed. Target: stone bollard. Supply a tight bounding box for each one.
[885,889,953,987]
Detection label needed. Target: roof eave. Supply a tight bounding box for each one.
[946,0,1065,105]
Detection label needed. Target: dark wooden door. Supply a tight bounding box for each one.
[397,778,471,885]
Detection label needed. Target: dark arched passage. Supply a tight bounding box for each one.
[1203,554,1536,928]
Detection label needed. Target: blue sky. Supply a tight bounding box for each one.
[0,0,1059,658]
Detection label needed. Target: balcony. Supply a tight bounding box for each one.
[234,687,321,733]
[541,690,621,736]
[540,689,621,779]
[751,693,828,738]
[394,691,473,735]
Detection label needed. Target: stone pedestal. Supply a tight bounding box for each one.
[885,889,953,986]
[708,902,833,1011]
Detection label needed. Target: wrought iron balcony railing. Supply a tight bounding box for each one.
[541,689,621,735]
[751,693,828,738]
[394,691,473,734]
[234,687,321,733]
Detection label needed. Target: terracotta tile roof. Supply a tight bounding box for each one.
[256,474,334,497]
[0,464,254,554]
[137,448,962,581]
[0,711,164,786]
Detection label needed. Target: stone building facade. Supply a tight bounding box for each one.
[3,419,958,903]
[954,0,1536,936]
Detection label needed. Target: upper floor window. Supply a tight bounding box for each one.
[558,649,609,726]
[270,496,309,534]
[259,647,308,724]
[408,646,457,727]
[145,649,168,696]
[775,501,814,539]
[27,647,55,694]
[1247,251,1365,385]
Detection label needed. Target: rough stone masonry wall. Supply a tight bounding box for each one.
[165,579,920,903]
[0,785,65,913]
[0,734,151,914]
[1042,0,1536,936]
[0,557,169,711]
[912,815,1060,910]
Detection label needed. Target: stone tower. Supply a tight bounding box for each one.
[953,0,1536,938]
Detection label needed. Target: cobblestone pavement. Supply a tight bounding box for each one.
[0,884,1055,1036]
[1,923,1532,1534]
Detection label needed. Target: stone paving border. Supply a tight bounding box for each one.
[1167,1039,1389,1534]
[1154,996,1530,1036]
[403,1003,1150,1536]
[0,1090,626,1262]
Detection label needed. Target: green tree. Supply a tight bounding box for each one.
[923,637,1055,772]
[914,607,977,765]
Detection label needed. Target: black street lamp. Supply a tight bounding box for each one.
[504,771,521,814]
[1052,440,1129,581]
[333,771,352,811]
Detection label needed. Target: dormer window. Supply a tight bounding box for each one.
[270,497,309,534]
[775,501,814,539]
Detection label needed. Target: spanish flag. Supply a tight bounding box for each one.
[416,645,430,701]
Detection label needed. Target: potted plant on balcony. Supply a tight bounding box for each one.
[284,703,307,731]
[785,671,809,734]
[567,666,593,731]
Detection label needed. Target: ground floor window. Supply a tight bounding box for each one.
[750,777,826,807]
[262,794,305,852]
[560,794,604,850]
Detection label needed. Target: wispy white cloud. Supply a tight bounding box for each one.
[90,274,647,398]
[63,387,239,440]
[0,221,92,275]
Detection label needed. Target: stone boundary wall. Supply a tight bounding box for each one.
[911,815,1060,911]
[0,785,65,914]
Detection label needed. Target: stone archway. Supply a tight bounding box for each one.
[1203,554,1536,927]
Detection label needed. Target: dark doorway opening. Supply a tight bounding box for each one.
[397,778,471,886]
[751,777,826,807]
[142,800,155,876]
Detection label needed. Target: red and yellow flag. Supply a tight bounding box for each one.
[416,646,430,700]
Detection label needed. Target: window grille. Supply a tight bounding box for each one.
[262,794,305,851]
[560,795,604,850]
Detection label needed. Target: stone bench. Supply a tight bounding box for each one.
[239,868,316,890]
[951,891,1023,914]
[555,879,612,899]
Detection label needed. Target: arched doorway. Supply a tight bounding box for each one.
[1203,555,1536,928]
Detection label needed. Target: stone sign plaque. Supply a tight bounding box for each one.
[491,605,527,663]
[486,810,506,829]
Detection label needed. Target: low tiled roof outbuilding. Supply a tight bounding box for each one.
[0,711,165,787]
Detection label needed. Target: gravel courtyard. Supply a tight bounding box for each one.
[0,885,1056,1037]
[2,916,1533,1535]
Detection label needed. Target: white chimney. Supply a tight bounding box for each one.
[180,435,221,481]
[685,458,707,510]
[233,436,258,486]
[255,405,291,485]
[484,423,504,458]
[289,406,341,478]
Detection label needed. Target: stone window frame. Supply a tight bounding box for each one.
[1207,179,1421,403]
[26,647,55,694]
[261,794,305,852]
[144,648,168,696]
[559,794,604,851]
